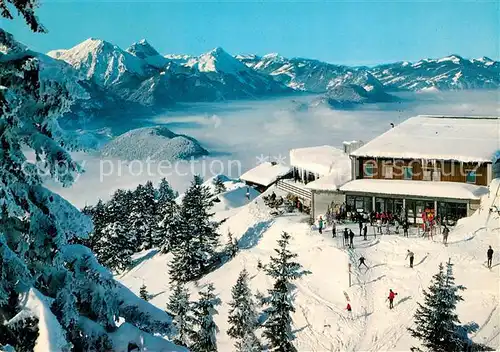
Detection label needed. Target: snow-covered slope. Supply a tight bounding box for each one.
[118,178,500,351]
[100,126,209,161]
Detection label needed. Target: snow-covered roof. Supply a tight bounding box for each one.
[350,115,500,163]
[290,145,351,176]
[340,179,489,200]
[239,162,291,187]
[304,161,352,191]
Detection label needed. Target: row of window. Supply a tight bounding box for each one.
[363,164,477,183]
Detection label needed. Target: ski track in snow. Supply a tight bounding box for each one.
[117,180,500,351]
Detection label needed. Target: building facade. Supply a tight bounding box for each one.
[340,115,498,224]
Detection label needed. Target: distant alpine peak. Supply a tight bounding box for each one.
[209,46,227,55]
[127,39,160,58]
[263,52,282,59]
[437,54,464,64]
[187,47,249,73]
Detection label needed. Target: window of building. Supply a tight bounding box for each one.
[438,202,467,223]
[403,166,413,180]
[422,169,432,181]
[364,162,375,177]
[432,169,441,181]
[466,170,476,184]
[382,165,393,179]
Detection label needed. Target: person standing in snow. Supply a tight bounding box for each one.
[346,302,352,317]
[343,228,349,247]
[363,224,368,240]
[387,289,398,309]
[318,216,324,234]
[406,249,414,268]
[487,246,494,269]
[403,222,409,237]
[358,256,369,269]
[442,225,450,244]
[332,221,336,238]
[359,219,363,236]
[349,229,355,248]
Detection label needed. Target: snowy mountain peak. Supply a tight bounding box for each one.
[186,47,249,73]
[127,39,160,58]
[49,37,150,86]
[437,54,464,64]
[263,52,282,59]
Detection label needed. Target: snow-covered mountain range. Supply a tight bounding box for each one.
[240,53,500,92]
[43,37,500,115]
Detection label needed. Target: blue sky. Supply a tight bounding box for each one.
[2,0,499,65]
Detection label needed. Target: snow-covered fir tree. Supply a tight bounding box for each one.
[169,175,220,282]
[0,23,180,350]
[140,283,149,301]
[79,199,107,251]
[167,281,192,347]
[130,181,158,250]
[237,331,262,352]
[408,260,466,352]
[213,176,227,195]
[98,221,134,271]
[190,283,221,352]
[157,178,180,253]
[224,231,239,260]
[263,231,306,352]
[228,269,260,350]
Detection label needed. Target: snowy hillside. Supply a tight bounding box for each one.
[100,126,209,161]
[118,177,500,351]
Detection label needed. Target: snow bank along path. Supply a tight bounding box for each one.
[118,178,500,351]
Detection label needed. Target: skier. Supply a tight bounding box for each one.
[343,228,349,247]
[318,216,324,234]
[332,221,336,238]
[442,225,450,244]
[349,229,355,248]
[487,246,494,269]
[403,222,409,237]
[387,289,398,309]
[363,223,368,240]
[346,302,352,313]
[358,256,369,269]
[406,249,414,268]
[359,219,363,236]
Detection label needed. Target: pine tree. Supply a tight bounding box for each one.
[169,175,220,282]
[213,176,226,195]
[0,0,46,32]
[237,331,262,352]
[263,231,306,352]
[140,283,149,301]
[408,260,466,352]
[98,221,134,271]
[167,281,192,347]
[157,178,180,253]
[228,269,260,350]
[130,182,158,250]
[0,14,177,352]
[190,283,221,352]
[225,231,239,259]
